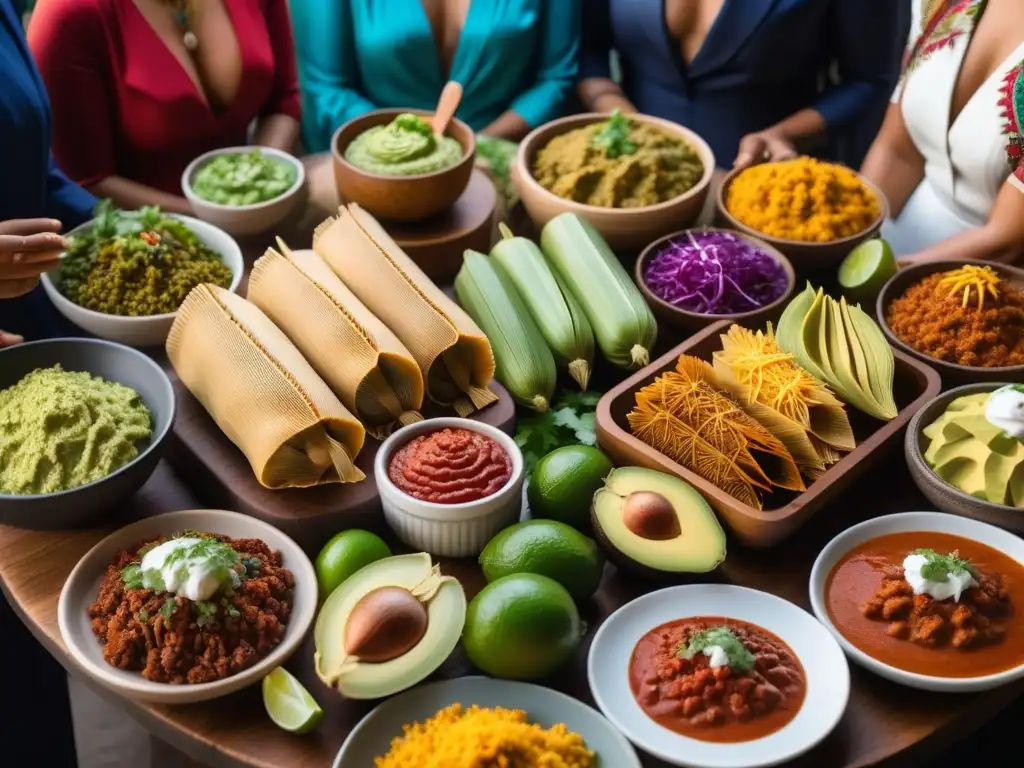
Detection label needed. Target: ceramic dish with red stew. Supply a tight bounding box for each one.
[810,511,1024,692]
[588,584,849,768]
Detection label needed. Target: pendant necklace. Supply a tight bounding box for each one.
[172,0,198,51]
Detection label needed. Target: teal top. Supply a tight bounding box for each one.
[290,0,580,153]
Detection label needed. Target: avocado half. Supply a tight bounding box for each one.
[314,552,466,699]
[591,466,726,577]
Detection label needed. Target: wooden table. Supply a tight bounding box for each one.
[1,158,1021,767]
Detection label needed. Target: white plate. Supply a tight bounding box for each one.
[58,509,316,704]
[587,584,849,768]
[333,676,641,768]
[809,510,1024,692]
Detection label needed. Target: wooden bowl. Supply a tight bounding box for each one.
[905,382,1024,534]
[634,227,796,332]
[715,162,888,270]
[595,319,941,549]
[876,259,1024,387]
[331,108,476,223]
[512,113,716,252]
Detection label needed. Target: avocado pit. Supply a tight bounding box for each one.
[622,491,681,540]
[344,586,428,663]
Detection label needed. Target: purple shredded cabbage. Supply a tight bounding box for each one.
[643,231,788,314]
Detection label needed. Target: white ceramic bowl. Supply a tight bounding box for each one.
[374,417,524,557]
[57,509,316,704]
[182,146,306,237]
[809,510,1024,693]
[334,676,642,767]
[588,584,850,768]
[42,213,243,348]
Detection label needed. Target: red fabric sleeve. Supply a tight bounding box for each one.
[27,0,117,187]
[261,0,302,121]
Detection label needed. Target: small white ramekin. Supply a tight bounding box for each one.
[374,417,524,558]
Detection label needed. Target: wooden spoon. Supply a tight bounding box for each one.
[432,81,463,139]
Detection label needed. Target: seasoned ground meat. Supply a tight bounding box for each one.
[861,564,1009,649]
[88,534,294,684]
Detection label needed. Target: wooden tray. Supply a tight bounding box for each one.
[595,319,942,549]
[165,374,516,553]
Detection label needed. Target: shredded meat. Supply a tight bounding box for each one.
[88,535,294,684]
[860,565,1009,650]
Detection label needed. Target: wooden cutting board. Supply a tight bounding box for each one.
[165,373,517,553]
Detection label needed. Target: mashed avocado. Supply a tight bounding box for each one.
[344,113,463,176]
[0,365,153,496]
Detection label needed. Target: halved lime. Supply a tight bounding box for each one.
[262,668,323,734]
[838,239,897,302]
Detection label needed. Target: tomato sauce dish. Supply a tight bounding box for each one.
[810,511,1024,692]
[588,584,849,768]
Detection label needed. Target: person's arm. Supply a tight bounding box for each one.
[290,0,376,152]
[734,0,904,168]
[481,0,581,141]
[859,102,924,219]
[44,156,98,230]
[252,0,301,151]
[575,0,636,113]
[28,0,192,213]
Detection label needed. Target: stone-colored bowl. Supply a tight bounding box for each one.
[634,227,796,332]
[715,162,887,270]
[905,382,1024,534]
[331,109,475,223]
[513,113,716,253]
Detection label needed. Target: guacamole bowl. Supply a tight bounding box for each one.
[905,383,1024,535]
[0,338,175,530]
[331,108,476,223]
[182,146,307,237]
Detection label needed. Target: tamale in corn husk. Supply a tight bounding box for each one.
[167,284,366,488]
[248,241,425,439]
[712,324,855,481]
[313,204,497,416]
[628,356,804,510]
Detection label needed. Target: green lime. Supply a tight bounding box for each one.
[463,573,582,680]
[262,668,323,734]
[838,238,897,302]
[527,445,613,532]
[479,519,604,601]
[315,529,391,602]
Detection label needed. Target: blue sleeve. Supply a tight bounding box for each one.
[813,0,904,130]
[45,155,97,230]
[289,0,376,153]
[510,0,581,128]
[579,0,613,80]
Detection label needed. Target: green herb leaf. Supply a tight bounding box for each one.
[680,626,755,672]
[591,110,638,159]
[121,564,144,590]
[195,601,219,628]
[393,112,433,137]
[226,604,241,619]
[159,598,177,621]
[515,390,603,473]
[137,609,149,623]
[913,548,976,582]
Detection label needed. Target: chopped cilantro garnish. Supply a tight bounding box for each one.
[591,109,638,159]
[159,598,177,621]
[195,601,219,628]
[515,390,601,473]
[913,548,976,583]
[680,626,755,673]
[226,604,241,619]
[137,609,149,623]
[121,564,143,589]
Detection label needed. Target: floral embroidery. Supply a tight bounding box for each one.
[904,0,985,74]
[998,59,1024,184]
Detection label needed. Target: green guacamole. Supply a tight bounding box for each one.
[344,113,463,176]
[0,365,153,496]
[192,150,297,206]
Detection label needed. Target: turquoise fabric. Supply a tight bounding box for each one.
[290,0,580,153]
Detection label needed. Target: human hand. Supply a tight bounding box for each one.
[0,329,24,348]
[733,130,799,169]
[0,218,68,299]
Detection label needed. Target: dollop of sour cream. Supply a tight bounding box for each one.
[702,645,730,668]
[902,553,977,602]
[139,537,240,602]
[985,386,1024,440]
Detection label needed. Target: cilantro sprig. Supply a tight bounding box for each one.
[913,548,977,583]
[679,627,755,673]
[515,390,601,472]
[591,110,638,159]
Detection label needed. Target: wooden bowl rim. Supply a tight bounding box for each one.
[330,108,476,182]
[715,160,889,249]
[514,112,717,216]
[876,258,1024,376]
[633,226,797,323]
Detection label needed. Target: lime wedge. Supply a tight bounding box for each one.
[262,668,323,734]
[838,239,897,302]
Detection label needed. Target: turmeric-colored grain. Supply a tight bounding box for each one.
[725,158,881,243]
[374,703,596,768]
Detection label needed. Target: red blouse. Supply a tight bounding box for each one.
[28,0,301,195]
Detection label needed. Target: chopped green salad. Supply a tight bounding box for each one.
[192,150,297,206]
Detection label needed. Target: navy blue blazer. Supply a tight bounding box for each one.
[581,0,907,167]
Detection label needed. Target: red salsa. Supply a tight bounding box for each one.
[388,427,512,504]
[629,617,806,743]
